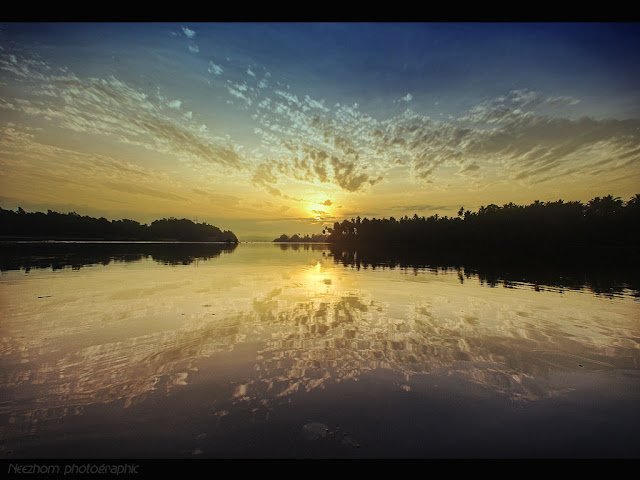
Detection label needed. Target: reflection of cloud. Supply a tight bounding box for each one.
[2,251,636,445]
[227,264,637,414]
[0,313,248,437]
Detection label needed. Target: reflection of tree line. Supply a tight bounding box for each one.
[277,242,329,252]
[0,241,238,272]
[328,245,640,298]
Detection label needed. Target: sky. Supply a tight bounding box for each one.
[1,22,639,241]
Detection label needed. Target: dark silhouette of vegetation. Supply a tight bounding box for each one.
[0,207,239,243]
[273,233,328,243]
[0,241,238,272]
[325,194,640,255]
[323,194,640,298]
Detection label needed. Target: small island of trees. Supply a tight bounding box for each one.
[0,207,239,243]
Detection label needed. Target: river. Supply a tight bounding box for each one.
[1,242,638,458]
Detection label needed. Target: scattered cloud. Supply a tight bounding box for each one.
[2,44,638,216]
[383,204,450,214]
[0,123,191,204]
[208,62,223,75]
[396,93,413,103]
[181,26,196,39]
[209,65,637,198]
[0,51,244,172]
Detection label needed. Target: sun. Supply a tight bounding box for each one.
[306,198,334,221]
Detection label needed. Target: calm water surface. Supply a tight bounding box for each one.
[1,242,639,458]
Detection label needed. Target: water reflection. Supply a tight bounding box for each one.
[0,243,638,454]
[276,242,329,252]
[233,285,638,413]
[328,245,640,299]
[0,241,238,272]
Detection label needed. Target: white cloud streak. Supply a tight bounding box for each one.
[224,76,639,195]
[2,47,638,204]
[181,26,196,39]
[0,51,243,171]
[208,62,223,75]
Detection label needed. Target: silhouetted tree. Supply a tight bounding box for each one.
[0,207,238,242]
[324,194,640,255]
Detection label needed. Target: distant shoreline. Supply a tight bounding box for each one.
[0,207,239,243]
[0,238,238,244]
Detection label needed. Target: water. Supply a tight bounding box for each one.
[1,242,639,458]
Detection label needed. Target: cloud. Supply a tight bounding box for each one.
[459,162,480,174]
[320,199,332,206]
[182,26,196,38]
[0,123,193,204]
[205,58,638,197]
[8,47,635,206]
[0,52,244,171]
[226,83,252,106]
[396,93,413,103]
[208,62,223,75]
[236,80,392,195]
[330,156,378,192]
[274,90,300,107]
[188,43,199,54]
[384,203,449,213]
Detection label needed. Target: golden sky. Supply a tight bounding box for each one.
[1,23,639,240]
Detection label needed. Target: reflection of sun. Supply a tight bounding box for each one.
[301,261,335,295]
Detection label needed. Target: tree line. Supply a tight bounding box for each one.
[324,194,640,254]
[0,207,239,243]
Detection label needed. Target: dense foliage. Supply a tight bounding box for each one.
[325,194,640,253]
[0,207,239,242]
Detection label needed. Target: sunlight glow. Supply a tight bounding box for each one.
[306,198,334,221]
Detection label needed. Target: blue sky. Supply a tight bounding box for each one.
[1,22,639,240]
